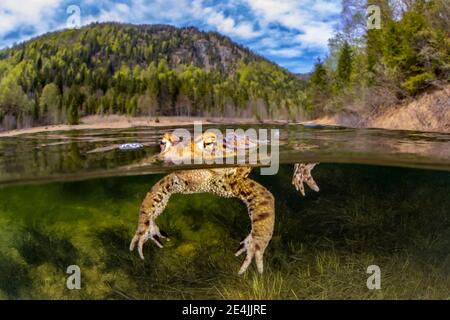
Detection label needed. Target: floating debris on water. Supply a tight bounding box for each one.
[118,143,144,150]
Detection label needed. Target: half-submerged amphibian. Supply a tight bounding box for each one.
[130,132,319,274]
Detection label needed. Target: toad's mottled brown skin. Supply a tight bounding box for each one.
[130,132,319,274]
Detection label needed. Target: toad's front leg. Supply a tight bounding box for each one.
[129,172,187,258]
[292,163,320,196]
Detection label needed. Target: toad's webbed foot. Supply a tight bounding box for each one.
[130,220,169,259]
[292,163,320,196]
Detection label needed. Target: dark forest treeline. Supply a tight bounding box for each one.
[306,0,449,117]
[0,23,307,130]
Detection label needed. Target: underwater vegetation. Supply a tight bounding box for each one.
[0,164,449,299]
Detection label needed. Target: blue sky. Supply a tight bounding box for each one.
[0,0,342,73]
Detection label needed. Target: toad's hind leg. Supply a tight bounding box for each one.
[231,178,275,274]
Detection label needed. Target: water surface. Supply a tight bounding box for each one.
[0,124,449,186]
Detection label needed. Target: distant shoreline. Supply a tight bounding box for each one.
[0,115,286,137]
[1,83,449,137]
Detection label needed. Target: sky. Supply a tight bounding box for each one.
[0,0,342,73]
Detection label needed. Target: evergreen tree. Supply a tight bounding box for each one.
[310,59,328,89]
[336,41,353,87]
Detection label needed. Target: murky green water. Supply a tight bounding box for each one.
[0,124,449,299]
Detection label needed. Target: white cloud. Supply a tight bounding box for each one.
[204,7,261,39]
[0,0,62,39]
[266,47,303,58]
[295,23,335,49]
[245,0,310,30]
[245,0,339,49]
[312,0,341,13]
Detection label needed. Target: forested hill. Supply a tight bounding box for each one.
[0,23,307,129]
[306,0,449,119]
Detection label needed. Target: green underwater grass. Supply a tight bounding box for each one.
[0,164,449,299]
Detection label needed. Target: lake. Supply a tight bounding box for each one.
[0,124,449,299]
